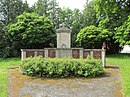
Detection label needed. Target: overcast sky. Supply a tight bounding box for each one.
[24,0,86,10]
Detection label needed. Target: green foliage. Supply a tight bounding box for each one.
[115,15,130,46]
[0,0,30,24]
[20,56,104,78]
[76,25,109,48]
[58,8,73,28]
[2,0,130,57]
[33,0,48,16]
[71,9,83,47]
[0,21,14,58]
[6,12,56,50]
[93,0,130,53]
[94,0,129,29]
[32,0,60,29]
[0,0,31,58]
[82,1,98,27]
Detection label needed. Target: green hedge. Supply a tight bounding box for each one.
[20,56,104,78]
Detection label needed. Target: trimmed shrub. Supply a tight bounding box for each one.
[20,56,104,78]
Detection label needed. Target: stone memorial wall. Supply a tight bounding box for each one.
[21,48,106,67]
[21,24,106,67]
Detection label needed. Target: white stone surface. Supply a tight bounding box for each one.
[121,45,130,53]
[44,49,48,58]
[21,50,26,60]
[57,32,71,48]
[57,26,71,48]
[58,49,72,58]
[102,50,106,67]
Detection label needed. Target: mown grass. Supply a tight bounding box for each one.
[107,54,130,97]
[0,58,20,97]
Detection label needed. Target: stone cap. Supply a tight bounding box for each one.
[21,49,45,51]
[44,48,83,50]
[83,49,106,51]
[57,24,71,33]
[21,48,105,51]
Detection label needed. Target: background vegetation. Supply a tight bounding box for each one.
[1,0,130,58]
[6,12,56,57]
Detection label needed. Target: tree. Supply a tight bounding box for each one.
[81,1,98,27]
[76,25,109,48]
[71,1,98,47]
[94,0,130,30]
[0,0,30,25]
[0,20,13,58]
[32,0,60,28]
[71,9,82,47]
[48,0,61,28]
[115,15,130,46]
[32,0,48,16]
[6,12,56,52]
[0,0,31,58]
[23,0,32,13]
[93,0,130,53]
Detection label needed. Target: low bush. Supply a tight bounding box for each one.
[20,56,104,78]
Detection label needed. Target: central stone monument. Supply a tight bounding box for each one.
[56,24,72,58]
[57,24,71,48]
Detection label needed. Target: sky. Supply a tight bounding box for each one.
[25,0,87,10]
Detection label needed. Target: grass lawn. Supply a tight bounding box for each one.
[107,54,130,97]
[0,58,20,97]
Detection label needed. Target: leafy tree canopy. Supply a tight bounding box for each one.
[76,25,110,48]
[6,12,56,50]
[115,15,130,46]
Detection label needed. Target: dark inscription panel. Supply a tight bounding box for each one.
[72,49,80,58]
[93,51,101,59]
[48,50,56,58]
[37,51,44,57]
[26,51,34,57]
[83,51,90,59]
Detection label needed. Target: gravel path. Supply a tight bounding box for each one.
[8,67,123,97]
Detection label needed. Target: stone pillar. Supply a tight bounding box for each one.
[21,49,26,60]
[79,49,83,58]
[34,50,38,57]
[102,49,106,67]
[70,49,72,58]
[55,49,59,58]
[45,49,48,58]
[57,24,71,48]
[90,50,93,58]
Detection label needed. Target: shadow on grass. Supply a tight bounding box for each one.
[98,65,120,78]
[105,66,119,69]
